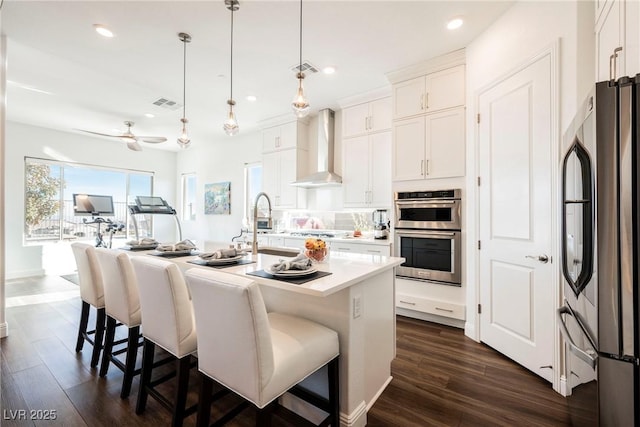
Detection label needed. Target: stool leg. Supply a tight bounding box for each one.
[171,356,192,427]
[328,357,340,427]
[256,402,273,427]
[196,374,213,427]
[136,339,155,415]
[75,301,90,353]
[91,307,106,367]
[99,316,117,377]
[120,325,140,399]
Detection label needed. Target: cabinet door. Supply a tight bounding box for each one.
[393,76,425,119]
[425,107,465,179]
[342,103,370,138]
[424,65,465,112]
[369,131,392,207]
[262,126,281,152]
[262,151,280,199]
[596,0,623,81]
[276,149,298,208]
[343,135,370,206]
[392,117,425,181]
[369,97,392,132]
[278,121,299,150]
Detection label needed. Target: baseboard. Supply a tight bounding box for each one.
[5,269,45,280]
[366,376,393,411]
[340,401,367,427]
[0,322,8,338]
[464,321,478,342]
[396,307,465,329]
[559,375,569,397]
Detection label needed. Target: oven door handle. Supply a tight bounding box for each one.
[396,231,457,238]
[395,200,457,206]
[557,306,598,369]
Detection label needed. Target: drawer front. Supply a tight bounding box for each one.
[396,293,465,320]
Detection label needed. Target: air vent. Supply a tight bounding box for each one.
[151,97,182,111]
[290,61,319,74]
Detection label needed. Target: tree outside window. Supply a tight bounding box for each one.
[25,163,62,239]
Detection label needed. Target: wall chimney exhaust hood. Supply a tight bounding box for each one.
[292,108,342,187]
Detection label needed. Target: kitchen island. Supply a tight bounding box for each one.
[133,246,403,427]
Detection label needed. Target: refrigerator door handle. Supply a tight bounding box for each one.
[558,306,598,369]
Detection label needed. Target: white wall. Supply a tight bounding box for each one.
[4,121,177,278]
[464,1,594,339]
[176,130,262,245]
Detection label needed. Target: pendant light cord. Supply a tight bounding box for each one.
[230,5,234,101]
[182,36,187,118]
[298,0,303,75]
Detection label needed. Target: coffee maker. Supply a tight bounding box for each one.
[372,209,389,240]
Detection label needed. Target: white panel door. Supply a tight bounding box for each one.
[478,53,554,382]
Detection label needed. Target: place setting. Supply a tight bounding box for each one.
[149,239,199,258]
[248,251,332,285]
[120,237,159,251]
[187,247,255,268]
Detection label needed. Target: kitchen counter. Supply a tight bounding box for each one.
[127,246,404,427]
[255,231,392,247]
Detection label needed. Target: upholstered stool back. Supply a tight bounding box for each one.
[95,248,141,327]
[71,242,105,308]
[131,256,196,358]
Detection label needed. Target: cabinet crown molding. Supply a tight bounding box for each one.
[258,114,310,129]
[337,86,391,109]
[386,48,466,84]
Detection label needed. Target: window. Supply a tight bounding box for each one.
[244,162,262,227]
[24,157,153,244]
[181,173,197,221]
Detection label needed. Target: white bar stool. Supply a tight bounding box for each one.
[184,268,340,427]
[95,248,143,399]
[131,256,198,427]
[71,242,106,368]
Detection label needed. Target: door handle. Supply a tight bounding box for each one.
[557,306,597,369]
[526,254,549,263]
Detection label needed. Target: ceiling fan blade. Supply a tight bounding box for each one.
[127,141,143,151]
[74,128,119,138]
[138,136,167,144]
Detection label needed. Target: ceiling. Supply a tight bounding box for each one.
[1,0,514,151]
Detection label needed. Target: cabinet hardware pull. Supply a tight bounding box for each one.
[425,159,429,175]
[425,92,429,109]
[610,47,623,81]
[420,160,424,175]
[435,307,454,313]
[399,300,416,306]
[367,250,380,254]
[420,94,424,110]
[337,247,350,251]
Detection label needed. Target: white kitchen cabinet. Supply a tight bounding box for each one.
[392,65,465,120]
[262,120,309,152]
[595,0,640,81]
[343,132,392,207]
[392,107,465,181]
[342,97,391,138]
[262,149,307,209]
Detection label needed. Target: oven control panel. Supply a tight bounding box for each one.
[395,189,461,200]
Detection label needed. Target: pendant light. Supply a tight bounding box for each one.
[223,0,239,136]
[291,0,310,118]
[177,32,192,149]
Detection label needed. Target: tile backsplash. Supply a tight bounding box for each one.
[271,210,385,232]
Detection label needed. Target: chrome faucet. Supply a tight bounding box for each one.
[252,192,272,255]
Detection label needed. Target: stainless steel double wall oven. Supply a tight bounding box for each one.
[394,189,462,286]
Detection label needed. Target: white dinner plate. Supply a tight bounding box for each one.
[266,267,318,277]
[200,254,245,265]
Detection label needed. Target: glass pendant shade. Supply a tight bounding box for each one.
[223,100,239,136]
[177,117,191,149]
[291,74,310,118]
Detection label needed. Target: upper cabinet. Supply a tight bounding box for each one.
[392,65,465,120]
[343,132,392,207]
[262,120,309,153]
[596,0,640,81]
[342,97,392,138]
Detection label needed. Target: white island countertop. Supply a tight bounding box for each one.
[153,249,404,298]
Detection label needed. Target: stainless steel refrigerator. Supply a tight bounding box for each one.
[559,76,639,426]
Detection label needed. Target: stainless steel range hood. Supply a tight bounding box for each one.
[292,108,342,187]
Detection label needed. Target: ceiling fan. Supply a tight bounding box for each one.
[76,121,167,151]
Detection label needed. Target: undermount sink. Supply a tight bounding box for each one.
[256,247,300,257]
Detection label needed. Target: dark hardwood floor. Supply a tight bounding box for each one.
[1,275,573,426]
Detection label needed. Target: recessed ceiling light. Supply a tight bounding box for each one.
[323,66,336,75]
[93,24,114,38]
[144,113,155,118]
[447,17,463,30]
[246,95,257,102]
